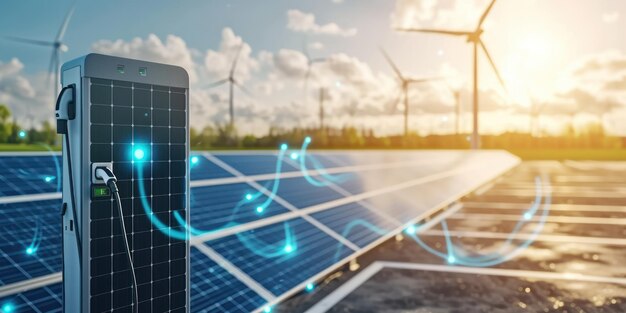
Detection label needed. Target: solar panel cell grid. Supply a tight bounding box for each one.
[0,156,62,197]
[190,184,291,232]
[0,284,62,313]
[207,217,355,296]
[213,155,299,176]
[190,248,267,313]
[88,78,188,312]
[0,200,62,286]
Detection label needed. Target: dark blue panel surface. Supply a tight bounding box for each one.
[190,248,267,313]
[213,154,299,176]
[207,218,353,295]
[0,283,62,313]
[0,155,62,197]
[190,184,291,231]
[0,200,62,286]
[311,203,398,248]
[190,154,233,180]
[257,176,347,209]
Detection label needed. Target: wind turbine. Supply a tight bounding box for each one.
[380,48,439,137]
[205,43,253,128]
[302,41,326,101]
[3,3,75,99]
[397,0,505,149]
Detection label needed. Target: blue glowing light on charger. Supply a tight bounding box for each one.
[191,156,199,164]
[2,303,14,313]
[134,148,145,160]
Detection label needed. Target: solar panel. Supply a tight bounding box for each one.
[190,248,267,312]
[0,149,519,313]
[0,155,61,197]
[0,283,62,313]
[0,200,62,286]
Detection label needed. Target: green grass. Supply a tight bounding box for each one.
[509,149,626,161]
[0,144,60,152]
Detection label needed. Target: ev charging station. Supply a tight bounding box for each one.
[56,54,190,312]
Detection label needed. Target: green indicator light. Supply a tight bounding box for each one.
[93,186,110,198]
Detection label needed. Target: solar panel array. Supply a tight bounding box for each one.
[0,150,519,312]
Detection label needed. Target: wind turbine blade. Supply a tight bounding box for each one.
[46,50,56,92]
[379,47,404,80]
[303,38,310,60]
[56,3,76,41]
[309,57,326,63]
[229,43,244,77]
[478,0,497,29]
[3,36,54,47]
[396,28,471,37]
[479,40,507,92]
[408,76,445,84]
[234,80,254,97]
[205,78,229,89]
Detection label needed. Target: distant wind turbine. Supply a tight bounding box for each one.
[380,48,440,137]
[205,43,253,128]
[302,41,326,101]
[3,3,75,99]
[397,0,506,149]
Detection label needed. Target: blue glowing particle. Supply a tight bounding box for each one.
[134,148,145,160]
[44,176,53,183]
[280,143,288,150]
[18,130,26,138]
[256,206,264,214]
[304,136,312,144]
[305,282,314,291]
[2,303,14,313]
[447,256,456,264]
[191,156,199,164]
[26,247,35,255]
[284,244,294,253]
[404,225,416,235]
[245,194,253,201]
[523,212,532,220]
[263,306,272,313]
[290,152,299,160]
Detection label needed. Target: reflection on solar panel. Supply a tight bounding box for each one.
[0,150,519,312]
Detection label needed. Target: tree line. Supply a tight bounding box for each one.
[0,104,57,145]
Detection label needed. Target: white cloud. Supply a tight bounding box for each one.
[92,34,198,83]
[287,10,357,37]
[602,12,620,24]
[309,41,325,51]
[392,0,490,30]
[203,28,260,83]
[0,58,56,127]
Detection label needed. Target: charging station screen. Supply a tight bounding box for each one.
[88,78,187,312]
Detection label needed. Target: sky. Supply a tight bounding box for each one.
[1,0,625,136]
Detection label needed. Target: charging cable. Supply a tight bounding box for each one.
[95,167,139,313]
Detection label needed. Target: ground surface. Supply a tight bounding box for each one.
[278,161,626,313]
